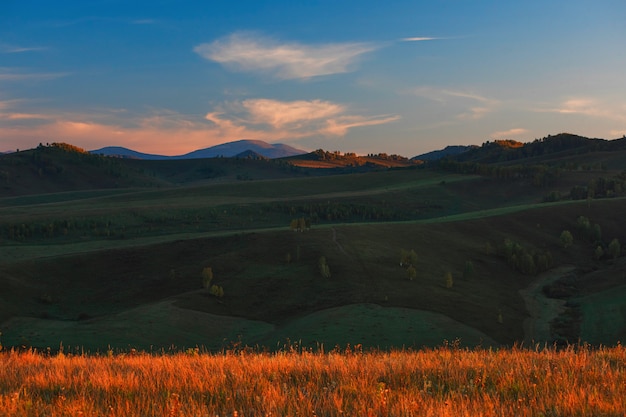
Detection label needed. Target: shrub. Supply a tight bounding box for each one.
[594,245,604,261]
[318,256,331,278]
[560,230,574,248]
[400,249,418,267]
[201,267,214,290]
[608,238,621,260]
[209,284,224,298]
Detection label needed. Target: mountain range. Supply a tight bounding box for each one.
[90,139,307,160]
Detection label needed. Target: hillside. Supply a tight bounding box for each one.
[0,143,315,197]
[285,149,421,169]
[447,133,626,165]
[0,135,625,352]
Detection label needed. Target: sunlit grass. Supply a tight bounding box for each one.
[1,344,624,416]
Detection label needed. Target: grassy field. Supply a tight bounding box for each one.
[1,141,625,416]
[1,144,625,352]
[0,345,624,416]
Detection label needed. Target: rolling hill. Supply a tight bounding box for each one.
[1,133,625,352]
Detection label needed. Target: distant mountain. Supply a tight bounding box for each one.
[412,145,474,161]
[90,140,306,160]
[177,140,305,159]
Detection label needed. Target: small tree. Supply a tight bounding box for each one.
[209,284,224,298]
[201,267,213,290]
[608,238,621,260]
[560,230,574,249]
[400,249,418,267]
[594,245,604,261]
[318,256,331,278]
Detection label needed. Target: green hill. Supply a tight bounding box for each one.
[0,136,624,352]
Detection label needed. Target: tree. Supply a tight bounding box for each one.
[608,238,621,260]
[318,256,331,278]
[400,249,418,267]
[201,267,213,290]
[560,230,574,249]
[594,245,604,261]
[209,284,224,298]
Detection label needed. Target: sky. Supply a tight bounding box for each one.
[1,0,625,157]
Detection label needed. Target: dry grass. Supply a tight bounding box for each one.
[1,344,624,416]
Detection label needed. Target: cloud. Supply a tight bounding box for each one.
[194,32,378,80]
[539,97,626,122]
[207,98,398,138]
[411,87,499,120]
[131,19,158,25]
[490,128,528,138]
[0,68,69,81]
[0,98,399,154]
[401,37,438,42]
[322,114,401,136]
[0,44,46,54]
[240,99,345,128]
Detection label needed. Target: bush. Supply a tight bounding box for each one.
[608,239,621,260]
[560,230,574,248]
[318,256,331,278]
[594,246,604,261]
[500,239,552,275]
[201,267,213,290]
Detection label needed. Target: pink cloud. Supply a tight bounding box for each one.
[0,98,399,154]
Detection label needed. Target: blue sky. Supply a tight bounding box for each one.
[1,1,625,156]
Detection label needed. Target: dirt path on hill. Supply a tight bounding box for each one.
[519,265,575,345]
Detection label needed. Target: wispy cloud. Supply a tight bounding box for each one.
[207,98,398,138]
[322,114,401,136]
[490,128,528,139]
[410,87,499,120]
[131,19,158,25]
[401,37,438,42]
[537,97,626,124]
[194,32,378,80]
[241,99,344,128]
[555,98,625,120]
[0,44,46,54]
[0,68,69,81]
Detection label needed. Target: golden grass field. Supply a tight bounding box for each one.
[1,344,624,416]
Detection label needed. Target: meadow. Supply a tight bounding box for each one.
[0,344,624,416]
[1,139,626,416]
